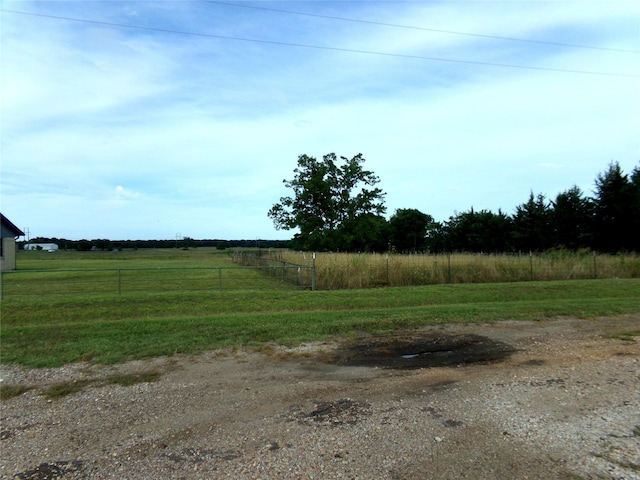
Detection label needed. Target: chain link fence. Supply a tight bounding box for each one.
[0,264,315,297]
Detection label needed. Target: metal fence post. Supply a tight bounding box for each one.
[311,253,316,291]
[529,251,534,281]
[386,253,389,286]
[593,252,597,279]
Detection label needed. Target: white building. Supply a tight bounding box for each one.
[24,243,59,252]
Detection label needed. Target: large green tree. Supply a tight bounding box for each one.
[445,208,513,252]
[268,153,386,251]
[341,213,389,252]
[388,208,435,252]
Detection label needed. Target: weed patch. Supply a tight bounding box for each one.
[41,371,161,399]
[42,379,93,399]
[603,330,640,342]
[0,384,33,401]
[105,371,161,386]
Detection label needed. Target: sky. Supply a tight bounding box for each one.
[1,1,639,241]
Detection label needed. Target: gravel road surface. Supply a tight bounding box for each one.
[1,315,639,479]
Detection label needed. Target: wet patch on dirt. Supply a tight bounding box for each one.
[328,332,515,369]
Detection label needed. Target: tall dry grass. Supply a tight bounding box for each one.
[276,250,640,290]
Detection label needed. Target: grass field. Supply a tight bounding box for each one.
[2,249,304,295]
[1,248,639,368]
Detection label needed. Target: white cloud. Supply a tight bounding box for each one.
[1,1,638,239]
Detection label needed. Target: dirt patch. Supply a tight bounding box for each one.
[1,315,639,479]
[13,461,84,480]
[290,398,373,427]
[329,332,515,368]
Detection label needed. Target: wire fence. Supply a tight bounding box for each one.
[2,250,638,297]
[274,250,640,290]
[0,264,314,297]
[233,250,316,290]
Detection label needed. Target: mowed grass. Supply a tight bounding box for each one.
[14,247,231,270]
[2,248,298,295]
[2,269,639,367]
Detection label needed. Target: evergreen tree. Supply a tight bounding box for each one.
[512,193,553,252]
[628,165,640,251]
[591,162,636,252]
[445,208,513,252]
[551,186,593,250]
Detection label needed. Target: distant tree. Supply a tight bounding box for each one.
[268,153,386,251]
[424,221,447,253]
[75,240,92,251]
[550,186,593,250]
[591,161,637,252]
[92,239,112,251]
[445,208,513,252]
[512,193,553,252]
[388,208,434,252]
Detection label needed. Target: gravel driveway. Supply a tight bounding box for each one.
[1,315,639,479]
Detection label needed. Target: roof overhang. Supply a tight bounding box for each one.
[1,213,26,237]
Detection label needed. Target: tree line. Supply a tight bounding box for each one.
[19,238,290,252]
[269,153,640,253]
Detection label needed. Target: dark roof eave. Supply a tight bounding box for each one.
[1,213,26,237]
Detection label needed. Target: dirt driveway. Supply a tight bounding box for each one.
[1,315,639,479]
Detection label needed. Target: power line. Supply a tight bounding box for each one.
[2,9,637,78]
[204,0,640,54]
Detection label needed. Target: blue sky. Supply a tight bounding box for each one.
[1,1,638,240]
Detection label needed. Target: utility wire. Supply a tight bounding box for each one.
[2,9,638,78]
[204,0,640,54]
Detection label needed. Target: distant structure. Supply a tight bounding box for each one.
[24,243,59,252]
[1,213,25,271]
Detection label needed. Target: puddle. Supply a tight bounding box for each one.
[328,332,515,369]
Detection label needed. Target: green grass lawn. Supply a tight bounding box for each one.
[2,274,639,367]
[13,247,234,270]
[2,248,302,295]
